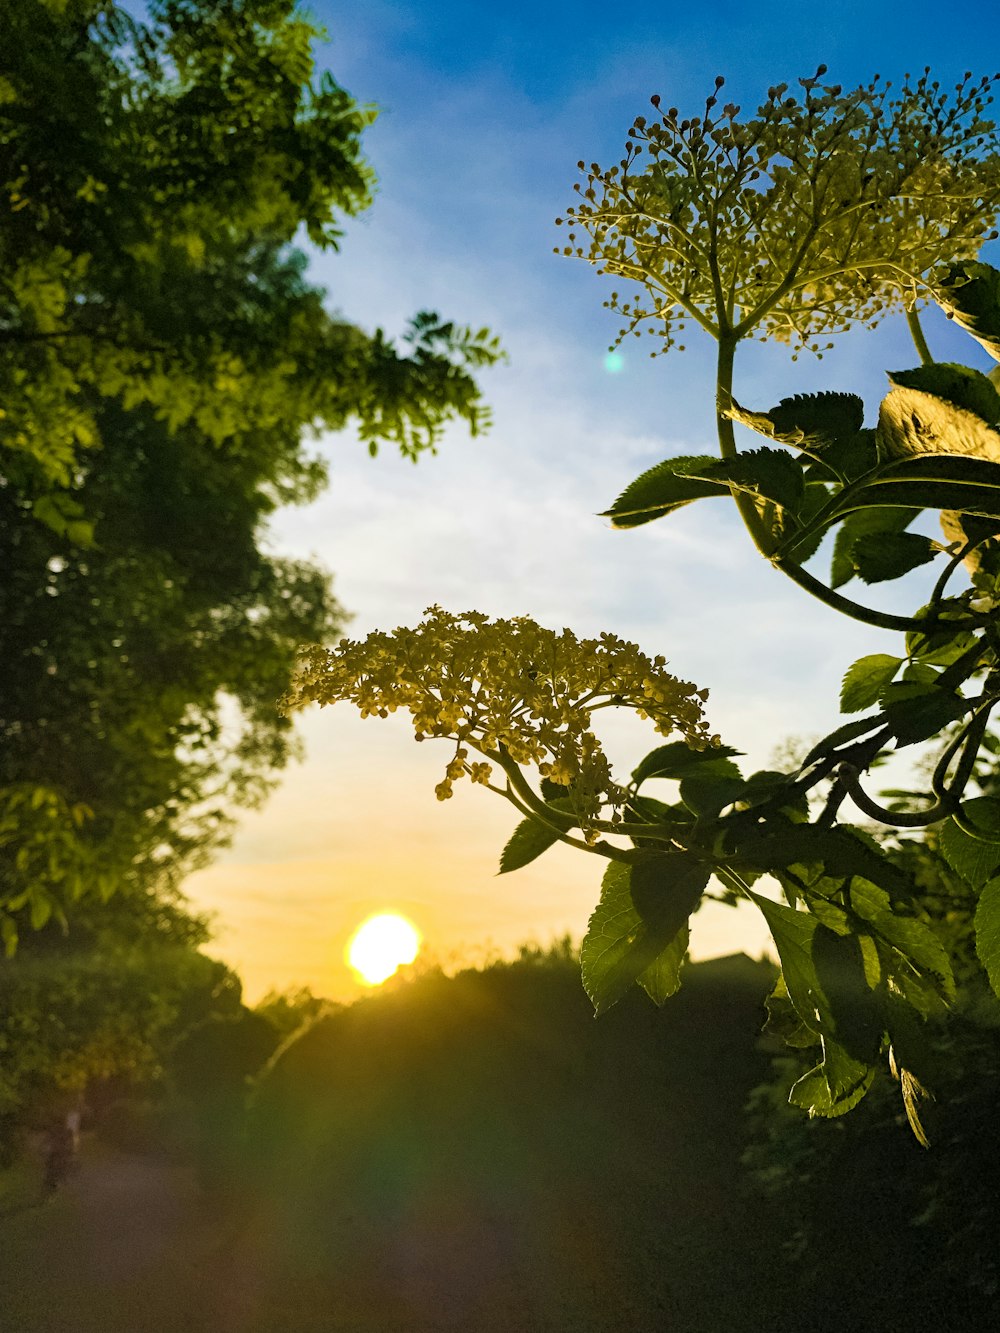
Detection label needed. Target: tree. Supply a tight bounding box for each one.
[0,1,503,939]
[287,69,1000,1127]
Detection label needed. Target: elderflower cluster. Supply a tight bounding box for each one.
[556,69,1000,359]
[286,607,716,837]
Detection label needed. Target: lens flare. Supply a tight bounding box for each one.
[346,913,421,986]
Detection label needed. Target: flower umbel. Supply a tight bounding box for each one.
[558,69,1000,357]
[285,606,715,837]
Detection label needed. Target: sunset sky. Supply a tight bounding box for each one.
[185,0,1000,1001]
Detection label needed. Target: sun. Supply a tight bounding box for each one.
[346,912,422,987]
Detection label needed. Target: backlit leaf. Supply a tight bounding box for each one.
[788,1038,876,1117]
[581,857,706,1015]
[936,260,1000,363]
[974,875,1000,998]
[602,454,728,528]
[727,391,865,446]
[840,653,903,713]
[631,742,742,786]
[688,448,806,512]
[830,506,918,587]
[877,383,1000,462]
[849,531,938,584]
[888,363,1000,424]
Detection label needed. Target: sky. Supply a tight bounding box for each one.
[185,0,1000,1002]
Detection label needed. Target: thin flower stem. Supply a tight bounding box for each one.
[716,335,776,557]
[906,307,934,365]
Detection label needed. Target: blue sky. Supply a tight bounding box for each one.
[185,0,1000,1000]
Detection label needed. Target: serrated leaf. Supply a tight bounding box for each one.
[974,875,1000,999]
[764,974,819,1049]
[840,654,903,713]
[499,814,563,873]
[740,825,911,900]
[637,922,690,1005]
[747,891,824,1033]
[830,507,918,587]
[688,447,805,512]
[727,391,865,446]
[888,364,1000,424]
[850,879,955,1003]
[810,429,882,483]
[938,798,1000,888]
[880,682,969,746]
[678,757,745,816]
[631,742,742,786]
[936,260,1000,363]
[581,857,705,1015]
[811,925,882,1061]
[789,1038,876,1117]
[802,716,886,767]
[780,482,836,564]
[837,455,1000,526]
[849,531,938,584]
[602,454,728,528]
[877,383,1000,462]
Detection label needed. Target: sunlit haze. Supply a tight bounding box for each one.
[347,912,422,986]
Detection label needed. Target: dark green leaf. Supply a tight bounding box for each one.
[974,875,1000,999]
[499,813,565,873]
[631,742,742,786]
[628,852,710,932]
[840,654,903,713]
[688,448,806,512]
[740,825,911,900]
[602,455,728,528]
[802,716,887,767]
[780,482,836,564]
[888,364,1000,424]
[727,392,865,446]
[810,429,881,483]
[811,925,882,1062]
[939,798,1000,888]
[637,922,690,1006]
[880,682,969,746]
[849,879,955,1003]
[678,758,745,816]
[764,974,819,1049]
[830,507,918,588]
[849,531,938,584]
[747,891,824,1034]
[936,261,1000,364]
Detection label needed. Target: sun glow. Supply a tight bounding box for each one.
[346,913,422,986]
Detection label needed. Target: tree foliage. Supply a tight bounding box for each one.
[0,1,503,939]
[289,67,1000,1132]
[0,879,243,1140]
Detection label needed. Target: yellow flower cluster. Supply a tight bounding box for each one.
[286,606,716,834]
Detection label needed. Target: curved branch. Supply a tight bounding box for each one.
[839,762,954,827]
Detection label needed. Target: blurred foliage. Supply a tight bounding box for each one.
[0,881,243,1145]
[0,0,502,937]
[244,949,777,1328]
